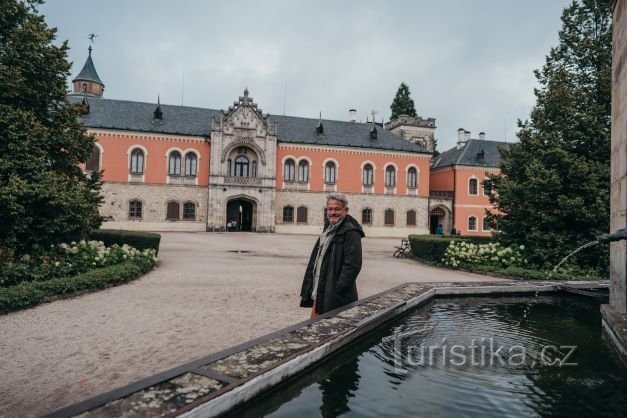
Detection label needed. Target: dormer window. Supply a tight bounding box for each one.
[477,149,485,161]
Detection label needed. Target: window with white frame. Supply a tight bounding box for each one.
[284,159,295,181]
[169,151,182,175]
[85,145,100,171]
[325,161,336,184]
[298,160,309,182]
[468,216,477,231]
[130,149,144,174]
[385,166,396,187]
[407,167,417,189]
[482,216,491,232]
[184,153,197,176]
[469,178,478,195]
[363,164,374,186]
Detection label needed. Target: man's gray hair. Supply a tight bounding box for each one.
[327,192,348,208]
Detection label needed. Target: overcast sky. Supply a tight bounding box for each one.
[41,0,572,151]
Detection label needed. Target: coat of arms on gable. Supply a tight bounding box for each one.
[216,88,277,138]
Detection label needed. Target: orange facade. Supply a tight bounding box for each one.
[276,145,431,196]
[93,131,210,185]
[431,166,499,236]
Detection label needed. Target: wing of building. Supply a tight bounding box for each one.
[71,49,451,237]
[430,129,511,235]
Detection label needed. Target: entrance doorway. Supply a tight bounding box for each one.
[430,207,446,234]
[226,199,254,231]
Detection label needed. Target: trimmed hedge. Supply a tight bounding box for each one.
[90,229,161,254]
[408,234,463,263]
[0,257,155,314]
[408,234,495,264]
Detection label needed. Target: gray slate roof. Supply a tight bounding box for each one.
[431,139,510,169]
[71,97,430,154]
[72,49,104,85]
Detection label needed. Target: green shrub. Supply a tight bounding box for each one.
[408,234,471,263]
[443,241,526,268]
[90,230,161,254]
[455,263,605,281]
[0,257,155,314]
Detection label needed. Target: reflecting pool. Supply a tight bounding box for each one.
[231,295,627,418]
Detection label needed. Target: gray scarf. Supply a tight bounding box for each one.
[311,219,343,298]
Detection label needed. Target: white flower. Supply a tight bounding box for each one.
[519,245,525,250]
[21,254,31,262]
[54,261,60,267]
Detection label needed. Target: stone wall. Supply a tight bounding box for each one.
[99,181,208,226]
[610,0,627,313]
[274,190,429,237]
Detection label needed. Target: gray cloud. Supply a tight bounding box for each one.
[41,0,571,151]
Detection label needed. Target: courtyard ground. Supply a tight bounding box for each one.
[0,232,505,417]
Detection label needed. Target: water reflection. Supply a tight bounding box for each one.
[234,295,627,418]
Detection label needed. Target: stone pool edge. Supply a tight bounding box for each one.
[46,280,607,418]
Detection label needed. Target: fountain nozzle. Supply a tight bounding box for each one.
[599,228,627,243]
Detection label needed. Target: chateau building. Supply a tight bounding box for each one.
[72,49,444,237]
[430,129,510,236]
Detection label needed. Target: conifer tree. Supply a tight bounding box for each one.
[485,0,612,272]
[0,0,103,256]
[390,82,417,120]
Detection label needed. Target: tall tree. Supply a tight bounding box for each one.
[485,0,612,272]
[390,82,417,120]
[0,0,103,255]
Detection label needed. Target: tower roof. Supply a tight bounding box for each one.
[73,46,104,86]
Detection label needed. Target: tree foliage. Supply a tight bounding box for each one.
[485,0,612,272]
[0,0,103,256]
[390,82,417,120]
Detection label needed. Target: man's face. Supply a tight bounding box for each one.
[327,199,348,225]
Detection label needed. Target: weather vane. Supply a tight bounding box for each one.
[88,33,98,44]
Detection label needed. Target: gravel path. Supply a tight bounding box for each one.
[0,232,504,417]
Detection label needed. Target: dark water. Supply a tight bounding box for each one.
[230,295,627,418]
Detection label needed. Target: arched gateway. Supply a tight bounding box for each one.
[226,197,256,232]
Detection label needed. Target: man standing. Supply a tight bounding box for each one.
[300,193,365,317]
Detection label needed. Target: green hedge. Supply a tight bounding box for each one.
[408,234,495,263]
[90,229,161,254]
[446,263,605,281]
[408,235,463,263]
[0,258,155,314]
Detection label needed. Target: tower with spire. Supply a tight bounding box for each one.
[72,46,105,97]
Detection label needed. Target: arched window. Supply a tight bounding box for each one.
[129,200,142,219]
[252,160,257,177]
[469,178,478,195]
[407,210,417,226]
[284,159,295,181]
[363,164,374,186]
[166,201,180,220]
[169,151,182,176]
[385,166,396,187]
[298,160,309,182]
[407,167,417,189]
[384,209,395,225]
[130,149,144,174]
[482,216,491,232]
[283,206,294,223]
[362,208,372,225]
[468,216,477,231]
[235,155,249,177]
[296,206,308,223]
[325,161,336,184]
[227,159,232,176]
[184,153,197,176]
[85,145,100,171]
[183,202,196,220]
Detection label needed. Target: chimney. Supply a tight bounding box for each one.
[349,109,357,122]
[464,130,471,142]
[479,131,486,140]
[457,128,467,149]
